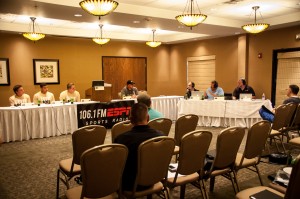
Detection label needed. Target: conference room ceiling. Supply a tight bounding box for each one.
[0,0,299,44]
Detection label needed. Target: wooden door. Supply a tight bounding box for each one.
[102,57,147,99]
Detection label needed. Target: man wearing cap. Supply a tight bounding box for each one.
[120,80,139,98]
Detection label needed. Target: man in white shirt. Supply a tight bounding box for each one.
[33,83,55,104]
[59,82,81,102]
[9,85,31,106]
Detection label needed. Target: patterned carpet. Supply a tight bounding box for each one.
[0,126,289,199]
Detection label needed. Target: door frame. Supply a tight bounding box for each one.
[271,47,300,105]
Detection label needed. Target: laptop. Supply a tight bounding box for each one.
[239,93,252,101]
[224,93,233,100]
[191,91,204,100]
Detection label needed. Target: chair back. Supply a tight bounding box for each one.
[285,154,300,199]
[80,144,128,198]
[177,130,212,176]
[72,125,107,164]
[213,127,245,169]
[285,103,298,127]
[135,136,175,188]
[290,104,300,128]
[148,118,172,136]
[272,104,291,130]
[174,114,199,146]
[243,120,271,160]
[111,120,133,143]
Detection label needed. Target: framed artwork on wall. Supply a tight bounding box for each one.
[0,58,10,85]
[33,59,60,84]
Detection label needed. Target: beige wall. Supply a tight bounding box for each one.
[0,25,299,107]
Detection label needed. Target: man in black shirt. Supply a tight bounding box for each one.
[233,78,256,100]
[185,81,199,99]
[114,103,163,191]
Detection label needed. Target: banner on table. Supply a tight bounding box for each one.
[77,100,134,128]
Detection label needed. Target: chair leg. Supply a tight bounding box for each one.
[200,179,208,199]
[209,176,215,192]
[180,184,186,199]
[228,172,237,194]
[232,170,240,192]
[56,169,60,199]
[254,165,264,186]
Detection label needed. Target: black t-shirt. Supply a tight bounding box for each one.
[114,125,163,191]
[233,85,255,99]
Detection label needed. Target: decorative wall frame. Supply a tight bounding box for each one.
[33,59,60,84]
[0,58,10,85]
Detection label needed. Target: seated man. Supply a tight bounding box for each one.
[233,78,256,100]
[59,83,81,102]
[114,103,164,191]
[259,84,300,122]
[9,85,31,106]
[33,83,55,104]
[120,80,138,98]
[185,81,199,99]
[137,93,163,120]
[205,80,224,100]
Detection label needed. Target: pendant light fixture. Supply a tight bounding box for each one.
[23,17,45,42]
[92,24,110,45]
[79,0,119,17]
[176,0,207,30]
[242,6,270,34]
[146,29,161,48]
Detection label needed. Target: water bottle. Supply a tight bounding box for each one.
[262,93,265,100]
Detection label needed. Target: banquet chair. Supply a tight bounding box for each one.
[173,114,199,157]
[122,136,175,199]
[56,125,107,199]
[235,120,271,186]
[235,154,300,199]
[268,104,293,153]
[206,127,245,193]
[287,104,300,137]
[66,144,128,199]
[166,130,212,199]
[148,118,172,136]
[111,120,133,143]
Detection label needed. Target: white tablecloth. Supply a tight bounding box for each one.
[151,96,184,121]
[0,104,78,142]
[177,99,273,128]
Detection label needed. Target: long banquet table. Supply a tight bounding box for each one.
[150,96,183,121]
[0,104,78,142]
[0,96,183,142]
[177,99,273,128]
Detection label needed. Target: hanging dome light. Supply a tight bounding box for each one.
[146,30,161,48]
[23,17,45,42]
[242,6,270,34]
[79,0,119,17]
[176,0,207,30]
[92,24,110,45]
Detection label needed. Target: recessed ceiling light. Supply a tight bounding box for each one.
[133,20,140,24]
[235,32,241,35]
[74,14,82,17]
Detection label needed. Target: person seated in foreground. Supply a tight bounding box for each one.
[232,78,256,100]
[120,80,138,98]
[259,84,300,122]
[33,83,55,104]
[185,81,199,99]
[59,83,80,102]
[204,80,224,100]
[137,93,163,120]
[114,103,164,191]
[9,85,31,106]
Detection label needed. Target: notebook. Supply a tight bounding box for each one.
[249,189,283,199]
